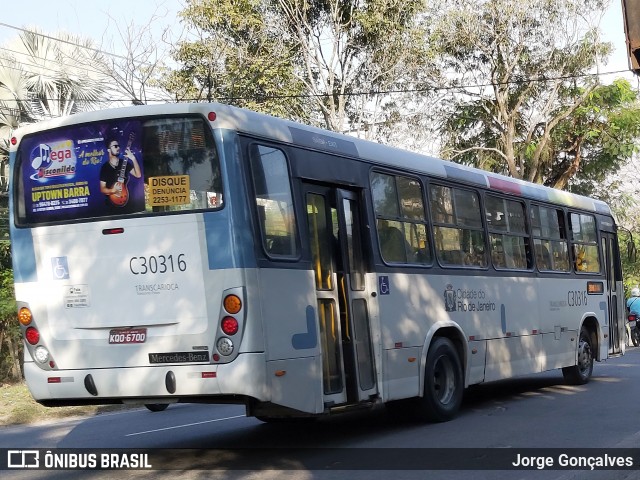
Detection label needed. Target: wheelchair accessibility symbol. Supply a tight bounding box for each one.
[51,257,70,280]
[378,275,390,295]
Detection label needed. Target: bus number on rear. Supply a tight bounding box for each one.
[129,254,187,275]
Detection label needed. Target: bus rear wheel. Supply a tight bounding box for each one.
[562,327,594,385]
[413,337,463,422]
[145,403,169,412]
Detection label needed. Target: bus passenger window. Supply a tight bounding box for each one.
[486,195,530,270]
[531,205,570,272]
[250,145,298,258]
[431,185,486,268]
[370,172,432,265]
[569,213,600,273]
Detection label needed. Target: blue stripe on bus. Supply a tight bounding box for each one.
[203,129,257,270]
[10,228,37,283]
[202,209,256,270]
[291,305,318,349]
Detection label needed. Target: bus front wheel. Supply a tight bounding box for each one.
[413,337,463,422]
[562,327,594,385]
[145,403,169,412]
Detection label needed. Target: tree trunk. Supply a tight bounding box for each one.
[551,141,583,190]
[9,335,23,381]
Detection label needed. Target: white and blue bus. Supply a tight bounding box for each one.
[9,102,625,421]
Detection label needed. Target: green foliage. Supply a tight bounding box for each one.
[434,0,622,189]
[0,240,19,383]
[550,80,640,196]
[162,0,309,120]
[619,230,640,297]
[163,0,437,137]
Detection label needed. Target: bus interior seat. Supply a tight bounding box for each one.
[379,225,409,263]
[267,236,292,255]
[443,249,466,265]
[535,244,552,270]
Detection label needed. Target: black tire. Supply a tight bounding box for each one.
[632,329,640,347]
[562,327,594,385]
[413,337,463,422]
[145,403,169,412]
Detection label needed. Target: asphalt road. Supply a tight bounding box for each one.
[5,348,640,479]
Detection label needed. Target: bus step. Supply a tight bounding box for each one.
[328,401,376,415]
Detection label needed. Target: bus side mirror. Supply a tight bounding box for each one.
[627,239,637,262]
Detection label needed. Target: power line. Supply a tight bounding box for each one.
[0,66,634,105]
[0,22,132,63]
[0,48,109,81]
[0,22,634,105]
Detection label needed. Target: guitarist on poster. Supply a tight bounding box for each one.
[99,135,142,212]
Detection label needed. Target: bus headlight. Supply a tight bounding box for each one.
[34,346,50,364]
[217,337,234,356]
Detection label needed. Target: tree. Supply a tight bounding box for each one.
[3,30,109,119]
[100,7,177,106]
[546,79,640,194]
[434,0,620,187]
[162,0,309,120]
[0,240,20,382]
[273,0,436,136]
[163,0,439,140]
[0,30,111,190]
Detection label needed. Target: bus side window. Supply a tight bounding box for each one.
[531,204,570,272]
[431,185,486,268]
[569,212,600,273]
[249,145,298,258]
[370,171,432,265]
[486,195,531,270]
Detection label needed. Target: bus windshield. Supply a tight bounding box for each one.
[15,115,224,226]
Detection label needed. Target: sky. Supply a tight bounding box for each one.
[0,0,184,58]
[0,0,636,82]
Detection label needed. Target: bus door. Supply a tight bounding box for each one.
[304,184,378,407]
[601,231,624,355]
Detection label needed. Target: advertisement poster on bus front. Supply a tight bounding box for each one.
[20,120,146,223]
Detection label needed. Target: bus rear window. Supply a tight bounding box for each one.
[15,116,223,225]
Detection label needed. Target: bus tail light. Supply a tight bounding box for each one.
[214,288,245,361]
[18,307,33,326]
[34,346,50,364]
[217,337,234,356]
[223,294,242,314]
[25,327,40,345]
[221,317,239,335]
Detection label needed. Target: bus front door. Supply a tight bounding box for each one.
[304,184,378,408]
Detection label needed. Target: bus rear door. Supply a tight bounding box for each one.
[601,231,625,355]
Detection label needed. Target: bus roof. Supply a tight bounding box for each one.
[11,102,612,216]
